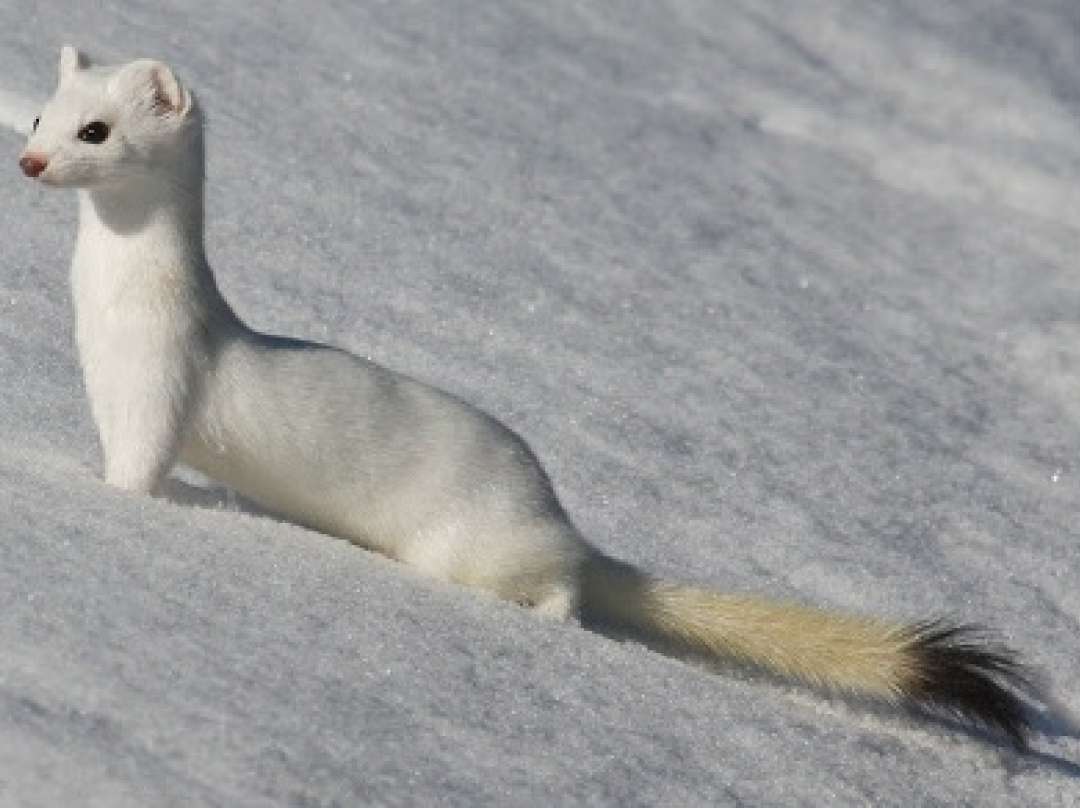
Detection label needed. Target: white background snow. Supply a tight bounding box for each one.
[2,1,1079,805]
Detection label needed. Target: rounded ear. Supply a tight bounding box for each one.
[110,59,193,118]
[58,45,90,84]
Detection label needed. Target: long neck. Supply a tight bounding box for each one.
[78,148,206,270]
[74,130,234,321]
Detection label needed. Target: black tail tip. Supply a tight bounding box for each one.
[902,621,1035,750]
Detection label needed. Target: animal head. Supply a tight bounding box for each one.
[19,46,198,189]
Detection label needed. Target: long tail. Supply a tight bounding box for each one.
[580,554,1033,747]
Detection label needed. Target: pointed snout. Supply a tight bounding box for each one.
[19,153,48,178]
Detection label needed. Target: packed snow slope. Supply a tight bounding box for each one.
[2,1,1079,805]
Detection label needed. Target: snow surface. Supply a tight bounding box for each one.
[3,1,1080,804]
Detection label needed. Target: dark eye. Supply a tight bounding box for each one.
[77,121,110,144]
[32,116,39,132]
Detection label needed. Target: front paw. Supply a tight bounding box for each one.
[105,462,164,496]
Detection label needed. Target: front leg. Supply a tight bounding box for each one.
[101,387,186,495]
[84,336,200,496]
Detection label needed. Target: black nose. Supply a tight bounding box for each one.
[19,154,47,178]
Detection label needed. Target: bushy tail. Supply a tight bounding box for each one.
[580,554,1033,747]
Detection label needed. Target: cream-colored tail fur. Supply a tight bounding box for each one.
[580,554,1032,747]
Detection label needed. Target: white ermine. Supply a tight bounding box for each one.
[20,46,1036,747]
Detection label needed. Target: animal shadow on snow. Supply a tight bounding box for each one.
[159,476,275,519]
[583,609,1080,771]
[165,475,1080,773]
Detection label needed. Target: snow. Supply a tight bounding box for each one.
[2,1,1079,804]
[0,89,37,136]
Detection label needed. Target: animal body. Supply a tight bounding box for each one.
[20,46,1036,747]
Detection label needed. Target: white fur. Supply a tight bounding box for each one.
[20,49,1040,745]
[22,47,588,613]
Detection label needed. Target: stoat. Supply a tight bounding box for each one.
[19,45,1037,748]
